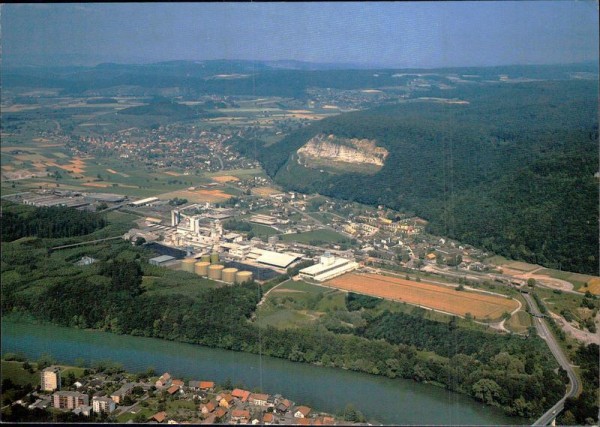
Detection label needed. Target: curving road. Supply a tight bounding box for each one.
[523,293,580,426]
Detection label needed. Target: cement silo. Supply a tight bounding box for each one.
[235,271,253,284]
[194,261,210,277]
[181,258,196,273]
[208,264,224,280]
[221,268,238,284]
[210,252,220,264]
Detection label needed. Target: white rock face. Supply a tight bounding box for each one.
[297,134,388,168]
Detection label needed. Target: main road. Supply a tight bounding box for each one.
[523,293,580,426]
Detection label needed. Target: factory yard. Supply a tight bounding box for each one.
[326,273,519,320]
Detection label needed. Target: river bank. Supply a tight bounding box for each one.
[2,317,527,425]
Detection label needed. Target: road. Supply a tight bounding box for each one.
[522,293,580,426]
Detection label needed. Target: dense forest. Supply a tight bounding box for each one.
[254,80,599,274]
[2,205,585,420]
[0,201,106,242]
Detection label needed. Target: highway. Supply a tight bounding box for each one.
[523,293,580,426]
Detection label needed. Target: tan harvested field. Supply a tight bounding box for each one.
[580,278,600,295]
[252,186,281,197]
[164,171,182,176]
[212,175,239,183]
[326,273,518,320]
[158,188,232,203]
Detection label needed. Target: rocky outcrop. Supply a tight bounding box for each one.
[297,134,388,170]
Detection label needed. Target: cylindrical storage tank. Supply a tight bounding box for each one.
[181,258,196,273]
[221,268,238,284]
[235,271,253,284]
[208,264,224,280]
[194,261,210,277]
[201,254,210,263]
[210,252,220,264]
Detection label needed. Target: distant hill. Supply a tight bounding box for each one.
[117,99,206,119]
[2,61,597,98]
[256,80,599,275]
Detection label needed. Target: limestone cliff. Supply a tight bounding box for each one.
[296,134,388,172]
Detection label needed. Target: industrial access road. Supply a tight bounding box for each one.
[523,293,580,426]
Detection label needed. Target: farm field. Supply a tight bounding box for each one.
[156,188,232,203]
[325,273,519,320]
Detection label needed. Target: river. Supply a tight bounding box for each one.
[2,319,526,425]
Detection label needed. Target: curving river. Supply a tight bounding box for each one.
[2,319,526,425]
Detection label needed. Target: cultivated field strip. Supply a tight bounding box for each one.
[326,273,518,320]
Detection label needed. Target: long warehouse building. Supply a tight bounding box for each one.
[299,253,358,282]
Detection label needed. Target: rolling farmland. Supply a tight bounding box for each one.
[326,273,518,320]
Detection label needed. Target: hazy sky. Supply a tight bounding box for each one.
[1,2,598,68]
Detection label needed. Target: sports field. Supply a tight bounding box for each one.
[326,273,518,320]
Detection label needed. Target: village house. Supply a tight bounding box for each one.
[155,372,172,388]
[231,388,251,402]
[275,399,292,414]
[171,379,184,387]
[249,392,270,407]
[262,412,274,425]
[296,418,312,425]
[214,407,227,421]
[294,406,312,418]
[167,384,181,396]
[110,383,135,404]
[200,400,216,415]
[218,393,234,408]
[230,409,251,423]
[314,416,336,425]
[150,411,167,423]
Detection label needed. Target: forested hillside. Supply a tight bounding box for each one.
[258,80,599,274]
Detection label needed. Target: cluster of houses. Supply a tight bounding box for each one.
[150,372,337,425]
[30,367,339,424]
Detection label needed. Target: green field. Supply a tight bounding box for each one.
[142,271,221,298]
[279,229,349,244]
[1,360,40,387]
[505,310,532,334]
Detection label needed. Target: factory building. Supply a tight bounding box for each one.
[299,252,358,282]
[149,255,177,267]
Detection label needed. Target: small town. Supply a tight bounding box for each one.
[5,358,349,425]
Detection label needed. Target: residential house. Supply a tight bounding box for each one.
[297,418,312,426]
[53,391,89,410]
[73,405,92,417]
[150,411,167,423]
[92,396,116,414]
[110,383,135,404]
[294,406,311,418]
[218,393,234,408]
[214,407,227,421]
[275,399,292,414]
[262,413,274,425]
[167,384,181,396]
[171,379,184,387]
[231,388,251,403]
[155,372,172,388]
[231,409,250,423]
[314,416,335,425]
[200,381,215,390]
[249,393,270,407]
[200,400,216,415]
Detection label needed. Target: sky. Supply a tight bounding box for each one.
[1,2,598,68]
